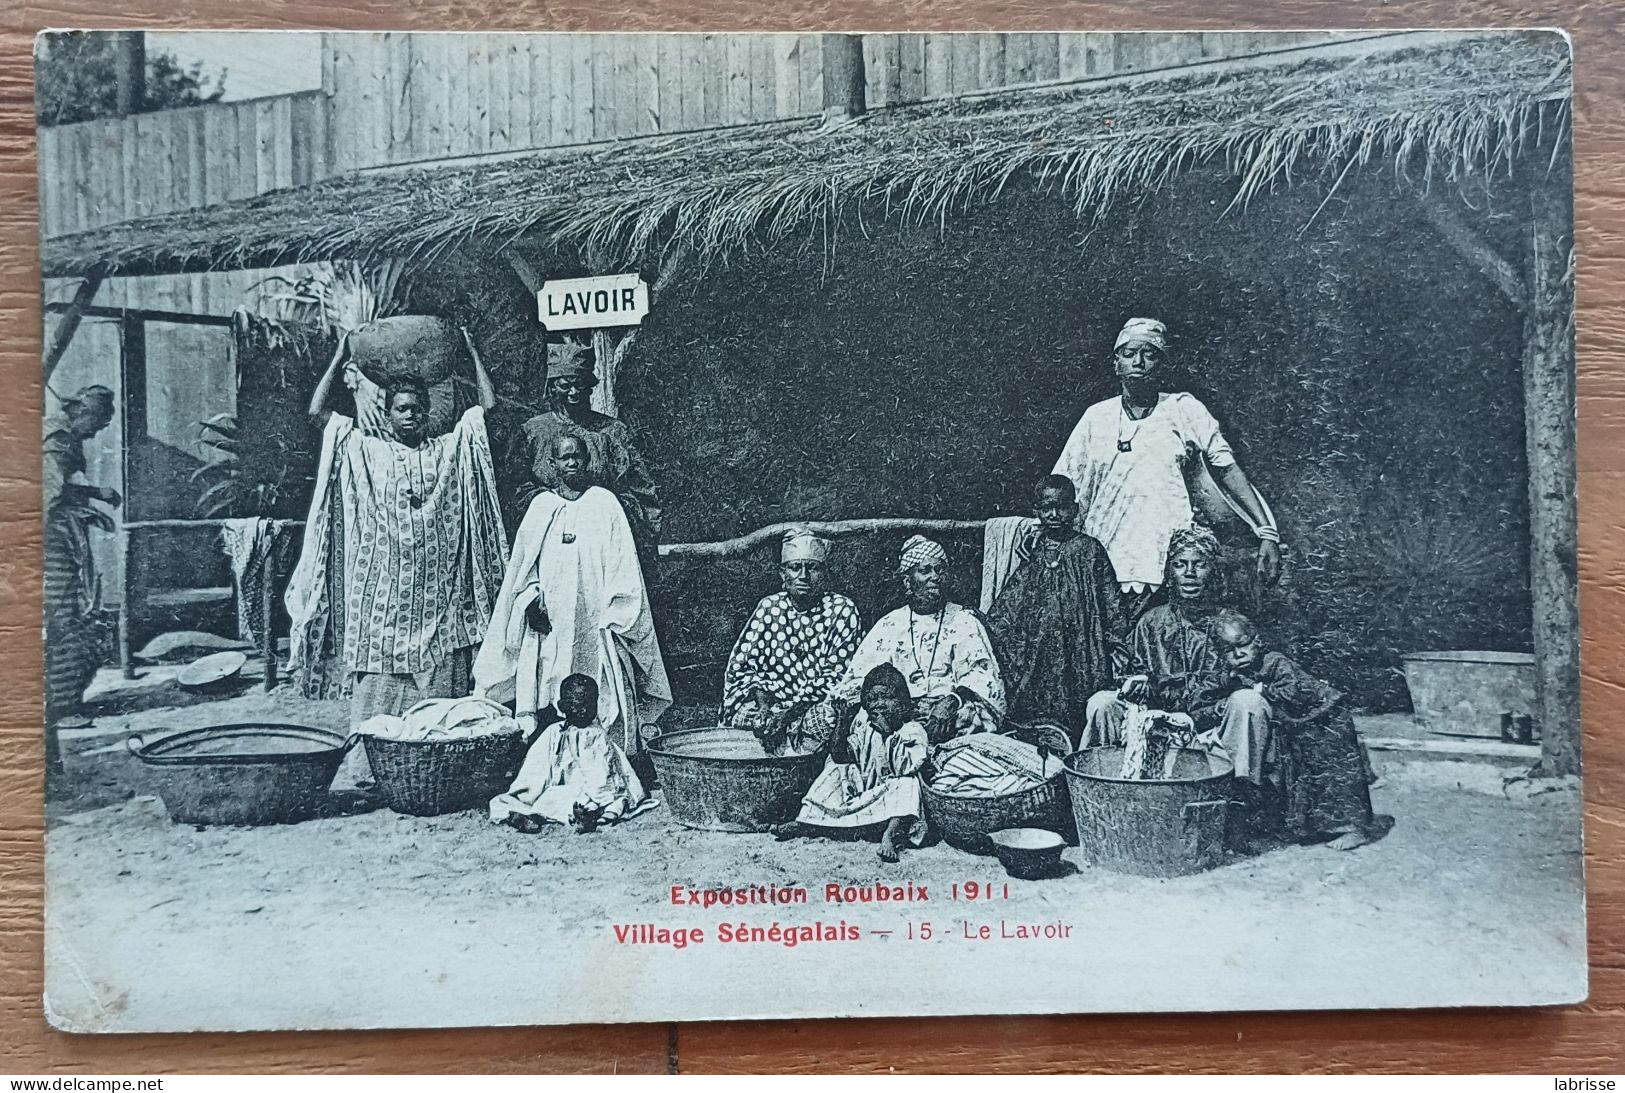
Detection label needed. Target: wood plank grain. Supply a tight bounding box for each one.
[725,33,751,124]
[772,32,798,118]
[3,11,1623,1077]
[657,33,686,132]
[572,33,596,144]
[749,31,775,121]
[950,31,981,93]
[552,33,577,145]
[923,32,952,98]
[862,33,896,109]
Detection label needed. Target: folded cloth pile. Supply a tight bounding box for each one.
[928,732,1063,797]
[355,696,521,742]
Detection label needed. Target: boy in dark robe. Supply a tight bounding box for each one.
[987,475,1130,744]
[1192,610,1382,850]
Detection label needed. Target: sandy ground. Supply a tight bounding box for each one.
[42,676,1589,1031]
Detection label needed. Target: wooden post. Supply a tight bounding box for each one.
[821,34,867,124]
[113,31,145,116]
[117,314,147,678]
[42,275,103,384]
[591,331,623,418]
[1524,175,1580,777]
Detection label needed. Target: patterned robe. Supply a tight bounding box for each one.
[796,716,929,844]
[986,531,1130,736]
[286,407,508,720]
[721,592,861,749]
[833,603,1006,741]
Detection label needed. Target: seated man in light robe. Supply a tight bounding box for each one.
[773,664,929,863]
[721,527,862,754]
[828,535,1006,745]
[491,672,657,833]
[474,435,671,760]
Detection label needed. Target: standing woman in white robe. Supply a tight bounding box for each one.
[473,435,671,758]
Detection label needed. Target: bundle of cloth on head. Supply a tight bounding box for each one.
[897,534,947,573]
[1115,316,1169,351]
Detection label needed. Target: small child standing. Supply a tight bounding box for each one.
[1195,611,1383,851]
[772,663,929,862]
[491,673,657,834]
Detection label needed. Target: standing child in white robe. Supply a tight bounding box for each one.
[473,435,670,759]
[492,673,656,833]
[774,664,928,863]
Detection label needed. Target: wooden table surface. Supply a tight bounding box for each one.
[2,1,1621,1074]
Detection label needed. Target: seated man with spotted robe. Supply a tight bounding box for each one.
[722,528,862,754]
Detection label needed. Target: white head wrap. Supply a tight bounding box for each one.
[1114,317,1169,352]
[898,535,948,574]
[781,527,832,563]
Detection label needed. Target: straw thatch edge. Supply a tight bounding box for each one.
[40,30,1572,280]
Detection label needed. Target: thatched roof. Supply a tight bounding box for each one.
[40,29,1571,280]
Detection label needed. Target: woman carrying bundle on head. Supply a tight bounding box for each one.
[285,332,507,726]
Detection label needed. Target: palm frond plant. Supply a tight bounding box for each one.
[190,412,296,518]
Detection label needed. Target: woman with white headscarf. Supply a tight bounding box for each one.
[721,527,862,753]
[1052,316,1281,620]
[830,536,1005,745]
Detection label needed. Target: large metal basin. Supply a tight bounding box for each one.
[646,726,824,832]
[1064,746,1233,878]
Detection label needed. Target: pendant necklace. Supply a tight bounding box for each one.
[908,608,946,683]
[1118,395,1155,453]
[404,446,428,509]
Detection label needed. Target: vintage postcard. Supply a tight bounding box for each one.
[35,29,1585,1030]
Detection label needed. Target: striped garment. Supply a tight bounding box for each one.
[286,407,508,701]
[927,732,1060,797]
[44,508,108,719]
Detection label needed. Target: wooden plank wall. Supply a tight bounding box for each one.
[323,32,829,170]
[38,93,329,595]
